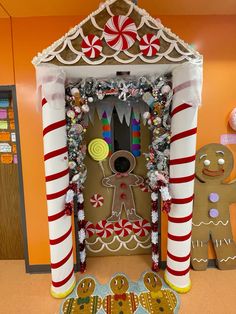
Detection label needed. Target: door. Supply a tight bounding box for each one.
[0,88,24,259]
[84,101,152,257]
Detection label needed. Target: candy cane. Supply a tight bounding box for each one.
[38,66,75,298]
[165,63,202,293]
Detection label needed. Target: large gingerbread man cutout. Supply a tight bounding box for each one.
[102,150,143,222]
[191,143,236,270]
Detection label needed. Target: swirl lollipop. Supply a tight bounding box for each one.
[88,138,109,177]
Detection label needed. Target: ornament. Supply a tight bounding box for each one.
[133,219,151,237]
[139,34,160,57]
[90,194,104,207]
[81,104,90,113]
[161,85,171,94]
[103,15,137,51]
[96,220,114,238]
[88,138,109,161]
[143,111,151,120]
[67,110,75,119]
[81,34,102,59]
[71,87,79,96]
[114,219,133,237]
[88,97,94,103]
[69,161,76,169]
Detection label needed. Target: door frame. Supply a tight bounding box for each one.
[0,85,29,270]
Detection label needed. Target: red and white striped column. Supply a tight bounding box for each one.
[37,66,76,298]
[164,62,203,292]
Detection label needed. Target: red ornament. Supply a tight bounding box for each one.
[139,34,160,57]
[104,15,137,51]
[81,34,102,58]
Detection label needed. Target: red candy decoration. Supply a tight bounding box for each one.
[114,219,133,237]
[133,219,151,237]
[85,221,95,238]
[104,15,137,51]
[81,34,103,59]
[96,220,114,238]
[90,194,104,207]
[139,34,160,57]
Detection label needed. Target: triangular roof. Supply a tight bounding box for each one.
[32,0,202,66]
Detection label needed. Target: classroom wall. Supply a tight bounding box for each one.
[1,14,236,265]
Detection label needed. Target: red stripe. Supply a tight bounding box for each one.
[169,174,195,184]
[44,146,68,161]
[51,247,73,269]
[168,231,192,241]
[166,266,190,276]
[46,168,69,182]
[42,98,47,106]
[50,226,72,245]
[168,213,192,223]
[48,209,66,222]
[167,251,191,262]
[171,103,192,117]
[169,155,196,166]
[47,186,68,200]
[172,195,194,204]
[171,127,197,143]
[51,268,74,288]
[43,120,66,136]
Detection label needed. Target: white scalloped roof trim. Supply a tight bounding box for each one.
[32,0,202,66]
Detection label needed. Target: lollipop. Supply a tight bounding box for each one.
[88,138,109,177]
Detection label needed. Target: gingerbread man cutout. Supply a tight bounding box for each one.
[102,150,143,222]
[62,277,102,313]
[139,272,177,314]
[102,274,139,314]
[191,143,236,270]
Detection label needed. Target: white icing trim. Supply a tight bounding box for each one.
[86,234,151,253]
[192,220,229,227]
[192,258,208,263]
[219,256,236,262]
[32,0,202,66]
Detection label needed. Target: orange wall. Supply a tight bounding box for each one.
[1,14,236,264]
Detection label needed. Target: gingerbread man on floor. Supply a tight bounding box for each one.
[102,150,143,222]
[191,143,236,270]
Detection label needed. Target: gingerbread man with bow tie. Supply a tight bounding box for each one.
[102,150,144,222]
[103,274,139,314]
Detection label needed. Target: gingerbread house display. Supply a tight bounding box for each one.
[32,0,203,298]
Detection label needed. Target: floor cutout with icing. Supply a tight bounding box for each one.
[61,271,179,313]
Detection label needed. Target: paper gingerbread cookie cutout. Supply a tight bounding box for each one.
[102,150,144,222]
[139,272,177,313]
[62,277,102,313]
[102,274,139,314]
[191,143,236,270]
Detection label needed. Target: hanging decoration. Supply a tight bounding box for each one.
[81,34,103,59]
[131,114,141,157]
[139,34,160,57]
[64,87,89,273]
[101,112,112,154]
[142,73,173,271]
[90,193,104,208]
[103,15,137,51]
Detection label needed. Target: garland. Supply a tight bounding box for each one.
[142,74,173,271]
[64,87,89,272]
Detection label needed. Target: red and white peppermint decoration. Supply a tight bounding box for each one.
[114,219,133,237]
[104,15,137,51]
[139,34,160,57]
[90,194,104,207]
[133,219,151,237]
[85,221,95,238]
[96,220,114,238]
[82,34,102,59]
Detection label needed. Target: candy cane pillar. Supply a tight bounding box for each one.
[37,65,76,298]
[164,62,203,293]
